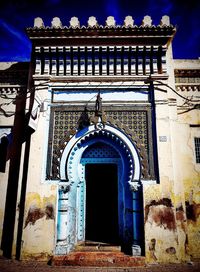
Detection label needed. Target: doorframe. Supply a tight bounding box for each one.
[56,124,142,255]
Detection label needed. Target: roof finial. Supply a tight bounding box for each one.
[106,16,116,27]
[69,17,80,28]
[51,17,62,28]
[142,15,152,26]
[88,16,98,27]
[124,16,134,27]
[160,15,170,26]
[34,17,44,28]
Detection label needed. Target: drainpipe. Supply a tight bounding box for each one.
[149,79,160,182]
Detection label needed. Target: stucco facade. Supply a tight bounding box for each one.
[0,15,199,265]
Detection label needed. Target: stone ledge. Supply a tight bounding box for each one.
[52,252,145,267]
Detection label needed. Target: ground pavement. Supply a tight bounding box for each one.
[0,257,200,272]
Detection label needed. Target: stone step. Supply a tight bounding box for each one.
[74,242,121,252]
[52,252,145,267]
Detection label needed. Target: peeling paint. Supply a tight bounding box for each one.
[25,192,42,209]
[176,205,184,220]
[176,205,187,231]
[184,179,200,203]
[45,204,55,220]
[21,191,56,259]
[166,247,176,254]
[185,201,200,222]
[22,213,55,258]
[24,206,45,228]
[24,203,55,228]
[145,198,176,231]
[187,219,200,258]
[149,238,157,261]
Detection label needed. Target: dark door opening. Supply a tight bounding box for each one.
[85,163,119,244]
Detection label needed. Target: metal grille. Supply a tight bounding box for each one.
[52,110,148,151]
[106,110,148,150]
[194,137,200,163]
[82,142,120,158]
[53,111,79,147]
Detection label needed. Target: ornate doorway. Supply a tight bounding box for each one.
[56,124,144,255]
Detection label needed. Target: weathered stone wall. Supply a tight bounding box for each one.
[19,83,57,260]
[21,188,56,260]
[143,46,190,263]
[174,59,200,259]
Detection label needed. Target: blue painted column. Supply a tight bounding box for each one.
[132,185,144,255]
[57,184,69,242]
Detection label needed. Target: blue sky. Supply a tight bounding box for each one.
[0,0,199,61]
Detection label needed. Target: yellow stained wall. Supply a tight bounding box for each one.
[21,188,57,260]
[174,59,200,259]
[144,46,190,263]
[20,84,58,260]
[177,111,200,258]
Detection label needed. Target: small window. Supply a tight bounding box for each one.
[194,137,200,163]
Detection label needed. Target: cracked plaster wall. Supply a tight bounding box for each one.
[20,87,57,260]
[21,191,56,260]
[176,115,200,258]
[143,46,190,263]
[174,58,200,258]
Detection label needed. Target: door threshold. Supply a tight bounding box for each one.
[75,240,121,252]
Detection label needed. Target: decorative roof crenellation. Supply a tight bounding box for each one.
[31,15,173,30]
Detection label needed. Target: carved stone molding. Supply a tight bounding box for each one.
[59,184,70,194]
[129,180,141,191]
